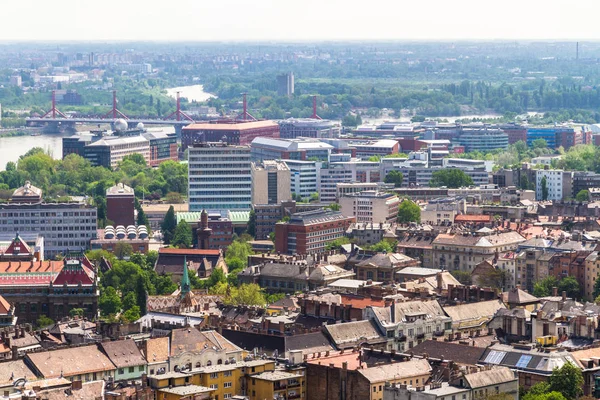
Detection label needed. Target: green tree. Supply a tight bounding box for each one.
[558,276,580,300]
[384,170,404,188]
[397,199,421,223]
[114,242,133,260]
[247,209,256,237]
[99,286,122,316]
[207,267,226,287]
[523,383,567,400]
[122,292,137,311]
[541,176,549,201]
[547,361,584,400]
[309,192,319,202]
[451,270,472,285]
[225,240,253,267]
[161,205,177,245]
[69,308,84,318]
[326,203,341,211]
[121,306,141,323]
[165,192,184,204]
[532,138,548,149]
[325,237,351,251]
[172,220,193,248]
[576,189,590,202]
[429,169,474,188]
[533,276,559,297]
[36,315,54,329]
[369,240,395,253]
[136,207,150,228]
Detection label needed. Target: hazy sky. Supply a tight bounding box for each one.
[2,0,598,41]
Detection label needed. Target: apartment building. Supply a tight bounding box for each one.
[339,191,400,224]
[535,169,573,201]
[285,160,319,201]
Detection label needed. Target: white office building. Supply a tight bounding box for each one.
[535,169,572,201]
[284,160,319,201]
[188,143,252,212]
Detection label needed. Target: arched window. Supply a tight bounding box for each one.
[195,362,201,368]
[217,359,223,365]
[206,361,212,366]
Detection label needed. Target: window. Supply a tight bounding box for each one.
[224,382,232,388]
[373,387,377,393]
[118,369,124,375]
[210,384,218,389]
[210,373,218,379]
[224,395,232,399]
[128,367,134,373]
[139,366,144,372]
[224,371,233,377]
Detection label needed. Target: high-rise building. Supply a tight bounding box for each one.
[188,143,252,212]
[106,183,135,227]
[276,72,294,97]
[284,160,319,201]
[251,160,291,205]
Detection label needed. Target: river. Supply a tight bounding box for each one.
[0,133,67,171]
[165,84,216,102]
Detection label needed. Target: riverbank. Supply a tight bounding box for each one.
[166,84,216,103]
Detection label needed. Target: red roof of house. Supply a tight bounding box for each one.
[158,248,220,256]
[340,295,385,309]
[454,215,492,223]
[0,295,11,314]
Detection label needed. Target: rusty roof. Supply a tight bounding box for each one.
[26,345,115,378]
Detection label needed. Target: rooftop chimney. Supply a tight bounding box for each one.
[552,287,558,297]
[562,291,567,301]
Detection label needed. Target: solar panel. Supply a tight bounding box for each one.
[516,355,532,368]
[484,350,506,365]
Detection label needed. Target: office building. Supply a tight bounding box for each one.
[526,127,579,149]
[285,160,319,201]
[251,160,291,205]
[336,182,394,200]
[350,139,400,158]
[106,183,135,227]
[500,123,528,144]
[181,120,280,150]
[188,143,252,212]
[251,137,333,162]
[339,191,400,224]
[274,208,355,254]
[253,201,323,240]
[0,182,97,258]
[276,72,294,96]
[456,128,508,152]
[84,135,150,169]
[278,118,341,139]
[142,130,178,167]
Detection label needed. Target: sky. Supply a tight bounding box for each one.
[2,0,599,42]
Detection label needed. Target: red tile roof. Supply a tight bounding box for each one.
[340,295,385,309]
[0,295,11,314]
[455,215,492,223]
[158,248,220,256]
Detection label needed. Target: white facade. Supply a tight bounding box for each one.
[339,191,400,224]
[284,160,318,201]
[536,169,564,201]
[188,143,252,212]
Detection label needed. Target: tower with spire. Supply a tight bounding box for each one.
[180,255,191,299]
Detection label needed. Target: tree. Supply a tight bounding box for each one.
[225,240,253,266]
[326,203,341,211]
[69,308,84,318]
[114,242,133,260]
[172,220,193,248]
[397,199,421,223]
[429,169,474,188]
[451,270,472,285]
[541,176,549,201]
[326,237,351,251]
[165,192,184,204]
[207,268,226,287]
[532,138,548,149]
[36,315,54,329]
[523,383,567,400]
[558,276,580,300]
[99,286,122,316]
[533,276,559,297]
[247,209,256,237]
[576,189,590,202]
[384,170,404,188]
[136,207,150,228]
[369,240,395,253]
[161,206,177,244]
[121,306,141,323]
[547,361,584,400]
[309,192,319,202]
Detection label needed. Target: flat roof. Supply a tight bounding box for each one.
[183,120,278,131]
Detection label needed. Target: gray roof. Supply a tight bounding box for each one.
[358,358,432,383]
[324,320,386,349]
[464,367,516,388]
[370,300,448,328]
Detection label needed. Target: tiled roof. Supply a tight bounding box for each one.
[143,337,170,363]
[410,340,486,366]
[443,300,506,328]
[358,358,432,383]
[464,367,516,388]
[0,295,11,314]
[26,345,115,378]
[0,359,36,383]
[100,339,147,368]
[324,320,386,349]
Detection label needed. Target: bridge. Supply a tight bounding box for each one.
[25,90,195,135]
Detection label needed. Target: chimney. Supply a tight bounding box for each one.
[436,272,443,291]
[552,287,558,297]
[390,300,396,323]
[11,345,18,360]
[562,291,567,301]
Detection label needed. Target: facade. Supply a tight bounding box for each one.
[500,123,528,144]
[251,160,291,205]
[337,182,394,200]
[143,131,178,166]
[278,118,341,139]
[366,300,453,351]
[355,252,421,283]
[253,201,323,240]
[319,161,382,203]
[274,208,355,254]
[276,72,294,96]
[84,135,150,169]
[339,191,400,224]
[285,160,319,201]
[429,231,526,271]
[26,345,115,382]
[0,183,97,258]
[106,183,135,227]
[181,120,280,150]
[188,143,252,212]
[527,128,558,148]
[526,127,579,149]
[456,128,509,152]
[250,370,305,400]
[100,339,148,381]
[352,139,400,158]
[154,247,227,282]
[535,169,572,201]
[251,137,333,162]
[0,256,98,324]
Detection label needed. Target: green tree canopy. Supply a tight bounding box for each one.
[225,240,253,267]
[429,169,474,188]
[547,361,584,400]
[397,199,421,223]
[99,286,122,316]
[161,206,177,245]
[576,189,590,202]
[172,220,193,248]
[384,170,404,188]
[541,176,549,201]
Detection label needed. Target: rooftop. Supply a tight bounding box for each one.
[252,370,303,381]
[106,183,134,196]
[184,120,278,131]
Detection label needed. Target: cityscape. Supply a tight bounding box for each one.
[2,2,600,400]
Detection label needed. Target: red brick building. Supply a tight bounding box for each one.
[181,120,280,150]
[556,128,583,150]
[274,209,355,255]
[106,183,135,227]
[500,124,528,144]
